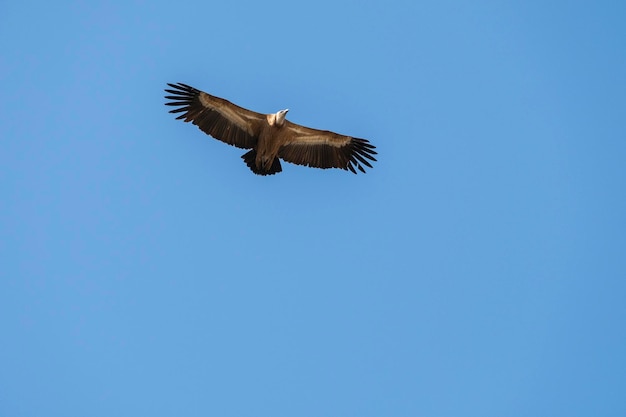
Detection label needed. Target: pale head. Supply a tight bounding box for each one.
[275,109,289,126]
[266,109,289,127]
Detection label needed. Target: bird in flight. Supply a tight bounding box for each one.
[164,83,377,175]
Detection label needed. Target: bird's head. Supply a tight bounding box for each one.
[275,109,289,126]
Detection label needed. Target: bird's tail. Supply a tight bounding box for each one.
[241,150,282,176]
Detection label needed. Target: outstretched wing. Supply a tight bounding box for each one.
[164,83,266,149]
[278,122,377,173]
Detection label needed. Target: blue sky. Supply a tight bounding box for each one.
[2,1,625,416]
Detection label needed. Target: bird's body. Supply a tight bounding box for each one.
[164,83,376,175]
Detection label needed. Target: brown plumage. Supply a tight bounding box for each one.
[164,83,377,175]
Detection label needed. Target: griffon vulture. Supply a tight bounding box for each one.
[164,83,377,175]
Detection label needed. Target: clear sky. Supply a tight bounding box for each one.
[2,1,625,416]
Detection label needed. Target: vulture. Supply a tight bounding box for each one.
[164,83,377,175]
